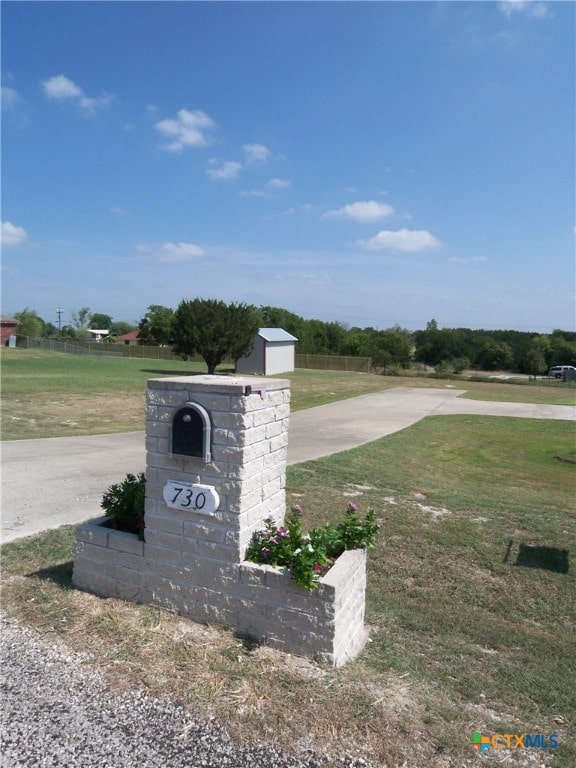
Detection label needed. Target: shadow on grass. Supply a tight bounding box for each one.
[27,561,74,589]
[503,540,569,574]
[234,631,263,653]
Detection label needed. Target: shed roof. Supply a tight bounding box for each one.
[258,328,298,343]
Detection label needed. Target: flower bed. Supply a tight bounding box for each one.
[245,502,379,590]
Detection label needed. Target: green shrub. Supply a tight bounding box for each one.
[433,360,453,377]
[246,503,379,590]
[101,473,146,538]
[452,356,470,374]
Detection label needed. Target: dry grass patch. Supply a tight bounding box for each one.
[2,393,146,439]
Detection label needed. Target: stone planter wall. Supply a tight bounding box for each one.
[74,517,368,666]
[73,375,369,666]
[238,548,368,665]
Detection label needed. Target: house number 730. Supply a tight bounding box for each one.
[162,480,220,515]
[171,486,205,509]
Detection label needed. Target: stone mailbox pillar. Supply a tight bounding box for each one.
[73,375,369,666]
[143,375,290,625]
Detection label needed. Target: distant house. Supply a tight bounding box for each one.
[1,315,18,345]
[87,329,109,341]
[236,328,298,376]
[116,330,140,346]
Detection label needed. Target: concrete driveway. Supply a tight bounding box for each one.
[2,387,574,543]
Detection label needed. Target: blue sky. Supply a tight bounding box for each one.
[2,1,574,333]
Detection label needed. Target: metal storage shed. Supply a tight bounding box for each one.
[235,328,298,375]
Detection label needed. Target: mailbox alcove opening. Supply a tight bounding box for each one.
[171,402,212,461]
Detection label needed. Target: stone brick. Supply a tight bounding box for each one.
[227,457,264,480]
[147,390,188,406]
[183,520,227,543]
[106,530,145,556]
[268,432,289,452]
[211,444,244,463]
[241,425,267,446]
[187,393,231,411]
[181,539,237,562]
[212,411,252,430]
[144,543,182,565]
[75,519,109,546]
[265,420,284,440]
[144,529,184,550]
[146,451,185,472]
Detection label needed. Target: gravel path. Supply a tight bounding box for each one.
[0,615,375,768]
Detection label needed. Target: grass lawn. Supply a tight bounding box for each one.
[1,414,574,767]
[1,348,574,440]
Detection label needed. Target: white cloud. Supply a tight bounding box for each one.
[499,1,549,18]
[1,221,28,246]
[138,242,205,263]
[266,178,291,189]
[155,109,215,151]
[206,161,242,180]
[240,189,268,198]
[242,143,270,163]
[325,200,394,222]
[42,75,111,114]
[356,229,441,252]
[43,74,83,100]
[449,256,488,264]
[1,86,19,111]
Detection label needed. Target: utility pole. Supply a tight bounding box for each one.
[57,308,63,335]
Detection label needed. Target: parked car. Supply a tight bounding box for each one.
[548,365,576,380]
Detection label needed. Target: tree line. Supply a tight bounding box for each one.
[11,307,136,341]
[10,303,576,375]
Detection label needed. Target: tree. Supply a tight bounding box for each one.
[413,320,464,366]
[299,319,329,354]
[43,322,58,338]
[475,340,514,371]
[90,313,112,329]
[13,308,44,338]
[173,298,260,374]
[523,343,547,376]
[138,305,175,345]
[370,330,412,369]
[549,335,576,367]
[71,307,92,329]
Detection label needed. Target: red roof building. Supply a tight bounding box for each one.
[1,315,17,345]
[117,330,140,345]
